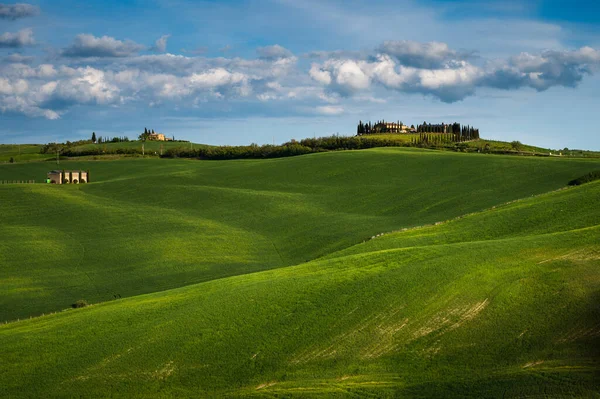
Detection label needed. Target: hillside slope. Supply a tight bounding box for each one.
[1,148,600,322]
[1,180,599,398]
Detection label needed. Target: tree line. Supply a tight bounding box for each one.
[162,135,457,160]
[92,132,131,144]
[357,120,412,135]
[357,120,480,141]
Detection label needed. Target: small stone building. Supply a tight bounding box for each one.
[46,170,89,184]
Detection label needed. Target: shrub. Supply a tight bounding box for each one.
[72,299,89,308]
[511,141,523,151]
[9,157,14,163]
[568,171,600,186]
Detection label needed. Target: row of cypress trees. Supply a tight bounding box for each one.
[357,120,409,135]
[357,120,480,141]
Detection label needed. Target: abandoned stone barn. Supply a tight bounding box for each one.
[47,170,89,184]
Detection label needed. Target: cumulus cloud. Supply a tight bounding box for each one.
[310,42,600,102]
[152,35,170,53]
[257,44,293,60]
[309,63,331,85]
[0,48,300,119]
[0,64,121,119]
[315,105,344,115]
[0,28,35,48]
[310,59,370,96]
[0,3,39,20]
[62,34,145,58]
[378,40,466,69]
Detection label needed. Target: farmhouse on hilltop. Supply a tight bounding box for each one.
[147,132,173,141]
[47,170,89,184]
[383,122,415,133]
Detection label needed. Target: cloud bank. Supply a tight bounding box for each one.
[62,34,145,58]
[1,36,599,120]
[309,41,600,102]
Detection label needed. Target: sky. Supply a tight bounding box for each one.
[0,0,599,149]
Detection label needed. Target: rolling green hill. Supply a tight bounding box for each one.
[0,148,599,397]
[0,144,49,163]
[2,149,599,322]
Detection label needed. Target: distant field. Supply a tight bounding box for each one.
[0,144,50,163]
[0,148,599,397]
[364,134,551,152]
[363,133,419,143]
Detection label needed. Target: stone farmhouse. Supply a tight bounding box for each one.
[148,132,173,141]
[47,170,89,184]
[383,122,416,133]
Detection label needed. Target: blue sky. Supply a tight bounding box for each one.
[1,0,599,149]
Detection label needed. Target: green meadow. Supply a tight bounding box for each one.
[365,134,554,153]
[0,144,49,163]
[0,147,599,397]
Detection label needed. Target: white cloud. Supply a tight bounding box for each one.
[62,34,145,57]
[310,42,600,102]
[309,63,331,85]
[311,59,370,96]
[152,35,171,53]
[0,3,39,20]
[315,105,344,115]
[257,44,293,60]
[0,28,35,48]
[378,40,465,68]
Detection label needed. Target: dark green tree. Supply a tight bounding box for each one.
[91,132,96,143]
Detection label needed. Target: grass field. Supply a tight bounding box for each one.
[365,134,552,153]
[0,147,599,397]
[0,144,50,163]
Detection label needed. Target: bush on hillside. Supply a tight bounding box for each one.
[568,171,600,186]
[163,142,314,160]
[72,299,89,308]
